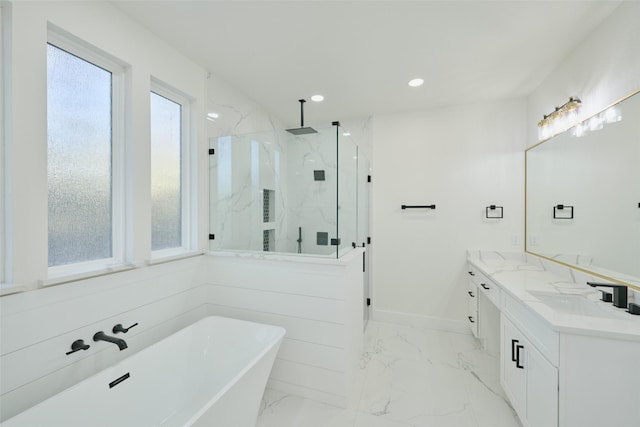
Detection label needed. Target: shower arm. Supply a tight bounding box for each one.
[299,99,306,127]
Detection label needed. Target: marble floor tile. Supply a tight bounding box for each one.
[256,389,358,427]
[255,321,523,427]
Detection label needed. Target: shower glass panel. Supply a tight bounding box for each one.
[357,147,371,324]
[209,123,365,258]
[337,131,358,258]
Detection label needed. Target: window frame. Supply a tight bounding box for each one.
[149,79,193,261]
[0,5,5,284]
[45,30,128,284]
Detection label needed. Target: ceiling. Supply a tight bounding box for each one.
[111,0,622,128]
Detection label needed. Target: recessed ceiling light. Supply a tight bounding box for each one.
[207,112,219,121]
[343,132,351,136]
[311,95,324,102]
[408,78,424,88]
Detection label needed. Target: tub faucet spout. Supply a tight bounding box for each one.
[93,331,128,350]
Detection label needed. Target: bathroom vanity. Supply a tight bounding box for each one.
[467,251,640,427]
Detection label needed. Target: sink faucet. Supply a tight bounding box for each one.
[587,282,628,309]
[93,331,128,351]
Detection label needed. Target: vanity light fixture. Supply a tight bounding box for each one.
[537,96,582,140]
[572,104,622,138]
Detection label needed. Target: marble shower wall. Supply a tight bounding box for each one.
[285,127,338,256]
[284,128,361,257]
[209,124,364,256]
[209,130,289,252]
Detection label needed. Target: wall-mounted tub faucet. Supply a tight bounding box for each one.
[93,331,128,351]
[587,282,628,309]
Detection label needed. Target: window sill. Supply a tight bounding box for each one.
[0,283,27,296]
[146,250,204,266]
[24,252,203,289]
[39,263,141,288]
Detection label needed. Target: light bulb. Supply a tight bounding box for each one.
[588,115,603,131]
[603,106,622,123]
[572,124,585,138]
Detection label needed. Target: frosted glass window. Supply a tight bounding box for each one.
[150,91,182,251]
[0,6,4,281]
[47,43,113,267]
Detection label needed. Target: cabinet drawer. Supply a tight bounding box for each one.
[468,264,500,306]
[467,281,478,302]
[467,282,478,337]
[467,264,481,286]
[477,275,500,307]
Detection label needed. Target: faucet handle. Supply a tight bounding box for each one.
[113,322,138,334]
[65,339,90,355]
[598,290,613,302]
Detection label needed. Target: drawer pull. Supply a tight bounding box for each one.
[468,271,475,276]
[468,316,475,323]
[511,339,519,362]
[481,283,490,290]
[516,345,525,369]
[468,291,475,297]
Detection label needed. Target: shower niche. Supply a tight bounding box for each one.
[209,123,369,258]
[263,189,275,223]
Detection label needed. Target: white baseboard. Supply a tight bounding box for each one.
[371,309,471,334]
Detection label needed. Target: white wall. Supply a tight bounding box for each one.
[371,99,526,327]
[526,0,640,148]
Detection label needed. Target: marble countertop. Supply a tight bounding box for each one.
[468,251,640,342]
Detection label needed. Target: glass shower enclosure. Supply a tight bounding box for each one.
[209,122,369,258]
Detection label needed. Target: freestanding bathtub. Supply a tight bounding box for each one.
[2,316,285,427]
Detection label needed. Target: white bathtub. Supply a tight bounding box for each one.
[2,316,285,427]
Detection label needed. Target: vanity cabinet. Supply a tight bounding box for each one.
[469,256,640,427]
[501,315,558,427]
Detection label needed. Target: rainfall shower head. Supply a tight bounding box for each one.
[287,127,317,135]
[286,99,318,135]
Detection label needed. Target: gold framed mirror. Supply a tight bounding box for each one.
[525,89,640,290]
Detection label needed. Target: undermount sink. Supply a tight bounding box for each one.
[528,291,627,319]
